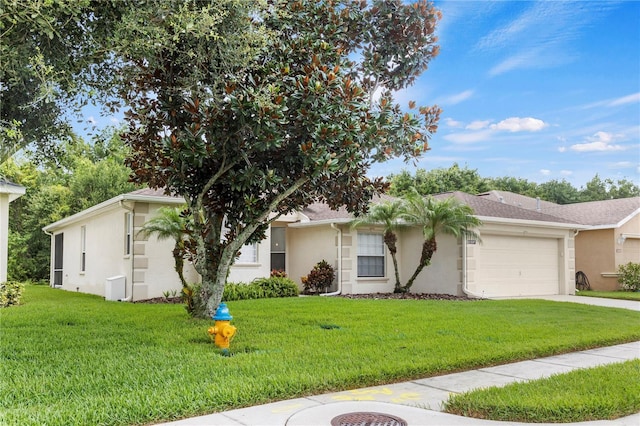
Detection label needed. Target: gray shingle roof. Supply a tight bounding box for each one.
[545,197,640,226]
[434,191,575,224]
[477,190,558,211]
[477,190,640,227]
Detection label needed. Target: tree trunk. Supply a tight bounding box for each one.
[384,231,402,293]
[401,237,437,292]
[172,245,187,289]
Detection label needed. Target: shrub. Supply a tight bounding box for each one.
[0,281,24,308]
[618,262,640,291]
[270,269,287,278]
[302,260,335,294]
[254,276,299,298]
[183,283,205,316]
[223,277,299,301]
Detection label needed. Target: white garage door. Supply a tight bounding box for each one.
[476,234,559,297]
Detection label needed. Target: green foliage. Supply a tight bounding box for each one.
[444,360,640,423]
[389,163,490,196]
[301,260,336,294]
[617,262,640,292]
[2,285,640,425]
[253,277,299,298]
[0,1,127,164]
[388,166,639,203]
[223,277,299,301]
[0,281,24,307]
[1,131,138,280]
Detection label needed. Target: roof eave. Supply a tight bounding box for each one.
[288,218,352,228]
[43,193,185,233]
[477,215,588,230]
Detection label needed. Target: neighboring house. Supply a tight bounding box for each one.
[42,188,303,301]
[0,179,26,283]
[478,191,640,291]
[48,187,620,300]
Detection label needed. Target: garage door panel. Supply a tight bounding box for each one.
[477,234,559,297]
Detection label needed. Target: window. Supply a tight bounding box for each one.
[236,243,258,263]
[80,226,86,272]
[270,227,286,271]
[357,233,385,277]
[124,213,132,255]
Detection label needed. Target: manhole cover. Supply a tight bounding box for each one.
[331,411,408,426]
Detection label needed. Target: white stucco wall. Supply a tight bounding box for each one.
[398,228,460,295]
[0,194,10,283]
[1,182,25,283]
[49,204,130,297]
[287,224,340,291]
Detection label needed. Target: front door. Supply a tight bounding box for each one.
[53,233,63,286]
[270,227,286,272]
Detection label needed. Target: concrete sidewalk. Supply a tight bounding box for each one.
[158,297,640,426]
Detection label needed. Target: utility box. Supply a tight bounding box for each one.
[105,275,126,301]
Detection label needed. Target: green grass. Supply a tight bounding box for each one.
[577,290,640,301]
[444,360,640,422]
[2,285,640,426]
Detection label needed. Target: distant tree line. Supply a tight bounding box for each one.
[388,163,639,204]
[1,128,139,281]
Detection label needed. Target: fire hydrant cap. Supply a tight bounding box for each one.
[212,303,233,321]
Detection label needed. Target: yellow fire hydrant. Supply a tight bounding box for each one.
[208,303,236,355]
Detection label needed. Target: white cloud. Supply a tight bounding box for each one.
[570,131,625,152]
[439,90,475,105]
[490,117,546,132]
[477,1,615,75]
[608,92,640,107]
[87,116,97,125]
[610,161,635,169]
[110,117,120,124]
[443,130,493,144]
[558,146,567,153]
[540,169,552,176]
[560,170,573,176]
[466,120,491,130]
[444,117,464,128]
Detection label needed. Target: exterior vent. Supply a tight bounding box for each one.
[105,275,126,301]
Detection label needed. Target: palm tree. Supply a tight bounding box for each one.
[352,198,405,292]
[138,206,191,288]
[400,191,481,292]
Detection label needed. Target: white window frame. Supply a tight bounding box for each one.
[357,232,385,278]
[124,213,132,256]
[80,225,86,272]
[236,242,258,264]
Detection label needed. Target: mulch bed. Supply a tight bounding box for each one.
[134,297,183,304]
[136,293,475,304]
[339,292,474,301]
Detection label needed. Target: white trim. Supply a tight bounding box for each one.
[475,215,587,230]
[43,193,184,232]
[288,218,351,228]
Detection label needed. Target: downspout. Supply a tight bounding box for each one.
[119,200,134,302]
[461,236,486,299]
[43,229,58,288]
[321,223,342,296]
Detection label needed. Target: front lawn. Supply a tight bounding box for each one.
[2,285,640,426]
[577,290,640,301]
[444,359,640,422]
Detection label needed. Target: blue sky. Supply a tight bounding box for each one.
[370,0,640,187]
[80,0,639,189]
